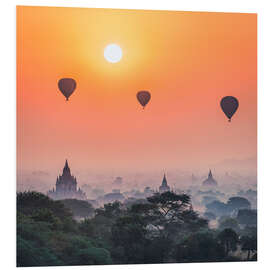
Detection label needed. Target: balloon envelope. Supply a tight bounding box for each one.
[137,91,151,108]
[220,96,239,121]
[58,78,76,101]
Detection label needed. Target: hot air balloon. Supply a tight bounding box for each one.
[137,91,151,109]
[58,78,76,101]
[220,96,239,122]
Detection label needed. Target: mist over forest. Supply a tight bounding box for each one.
[17,174,257,266]
[17,155,257,267]
[17,155,256,192]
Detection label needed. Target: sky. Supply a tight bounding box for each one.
[17,6,257,184]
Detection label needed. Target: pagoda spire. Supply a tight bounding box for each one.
[208,169,213,179]
[159,172,170,193]
[63,159,71,175]
[162,173,168,186]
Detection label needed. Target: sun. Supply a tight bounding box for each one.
[104,44,122,63]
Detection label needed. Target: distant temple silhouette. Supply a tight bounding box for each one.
[202,169,218,187]
[159,173,170,193]
[48,160,86,200]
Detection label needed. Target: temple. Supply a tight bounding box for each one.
[159,173,170,193]
[48,160,86,200]
[202,169,218,187]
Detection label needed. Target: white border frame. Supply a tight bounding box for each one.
[1,1,269,269]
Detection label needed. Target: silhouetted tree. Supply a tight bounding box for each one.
[111,191,208,263]
[17,191,112,267]
[204,212,216,221]
[111,215,148,263]
[218,218,240,233]
[237,209,257,226]
[206,200,230,216]
[240,235,257,260]
[17,236,62,267]
[227,197,251,212]
[218,228,238,256]
[175,232,225,262]
[95,201,124,219]
[17,191,73,221]
[143,191,207,239]
[60,199,94,218]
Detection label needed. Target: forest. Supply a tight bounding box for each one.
[17,191,257,266]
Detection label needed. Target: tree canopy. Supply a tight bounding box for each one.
[17,191,256,266]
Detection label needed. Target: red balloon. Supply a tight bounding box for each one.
[58,78,76,101]
[137,91,151,109]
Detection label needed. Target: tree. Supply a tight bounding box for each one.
[78,201,126,244]
[237,209,257,226]
[60,199,94,218]
[175,232,225,262]
[218,218,240,232]
[218,229,238,256]
[111,215,148,263]
[204,212,216,221]
[143,236,172,263]
[75,247,112,265]
[17,191,73,222]
[95,201,124,219]
[206,200,230,217]
[227,197,251,212]
[128,192,208,241]
[240,235,257,260]
[17,191,112,267]
[78,218,96,238]
[111,191,208,263]
[17,236,62,267]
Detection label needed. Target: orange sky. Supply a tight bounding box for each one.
[17,6,257,175]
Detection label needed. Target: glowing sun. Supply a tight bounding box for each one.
[104,44,122,63]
